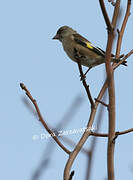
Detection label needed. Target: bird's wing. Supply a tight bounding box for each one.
[97,47,116,57]
[73,34,105,57]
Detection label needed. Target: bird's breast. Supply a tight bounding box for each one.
[62,39,76,62]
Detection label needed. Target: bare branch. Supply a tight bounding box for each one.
[77,61,95,108]
[20,83,71,155]
[113,49,133,69]
[95,98,109,108]
[64,80,108,180]
[105,34,116,180]
[112,0,121,27]
[85,92,107,180]
[90,127,133,137]
[31,95,84,180]
[102,1,121,179]
[99,0,113,30]
[116,0,131,57]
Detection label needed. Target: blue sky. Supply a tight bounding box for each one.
[0,0,133,180]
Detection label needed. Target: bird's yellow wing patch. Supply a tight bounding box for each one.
[73,34,105,57]
[86,42,93,49]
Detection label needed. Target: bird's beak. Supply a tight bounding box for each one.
[52,34,59,40]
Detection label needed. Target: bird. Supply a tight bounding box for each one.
[52,26,127,72]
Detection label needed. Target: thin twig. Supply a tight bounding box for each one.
[20,83,71,155]
[77,61,95,108]
[113,49,133,69]
[90,127,133,137]
[95,98,108,108]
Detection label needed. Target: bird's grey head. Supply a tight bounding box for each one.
[52,26,77,42]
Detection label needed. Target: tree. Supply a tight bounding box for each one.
[20,1,133,180]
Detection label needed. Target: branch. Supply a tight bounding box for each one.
[90,127,133,137]
[100,1,121,179]
[104,1,132,178]
[105,31,116,180]
[64,80,108,180]
[77,61,95,108]
[95,98,109,108]
[99,0,113,30]
[116,0,131,57]
[112,0,121,27]
[85,93,107,180]
[104,1,122,178]
[31,95,84,180]
[113,49,133,69]
[20,83,71,155]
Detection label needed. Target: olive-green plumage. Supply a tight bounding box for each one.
[53,26,126,68]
